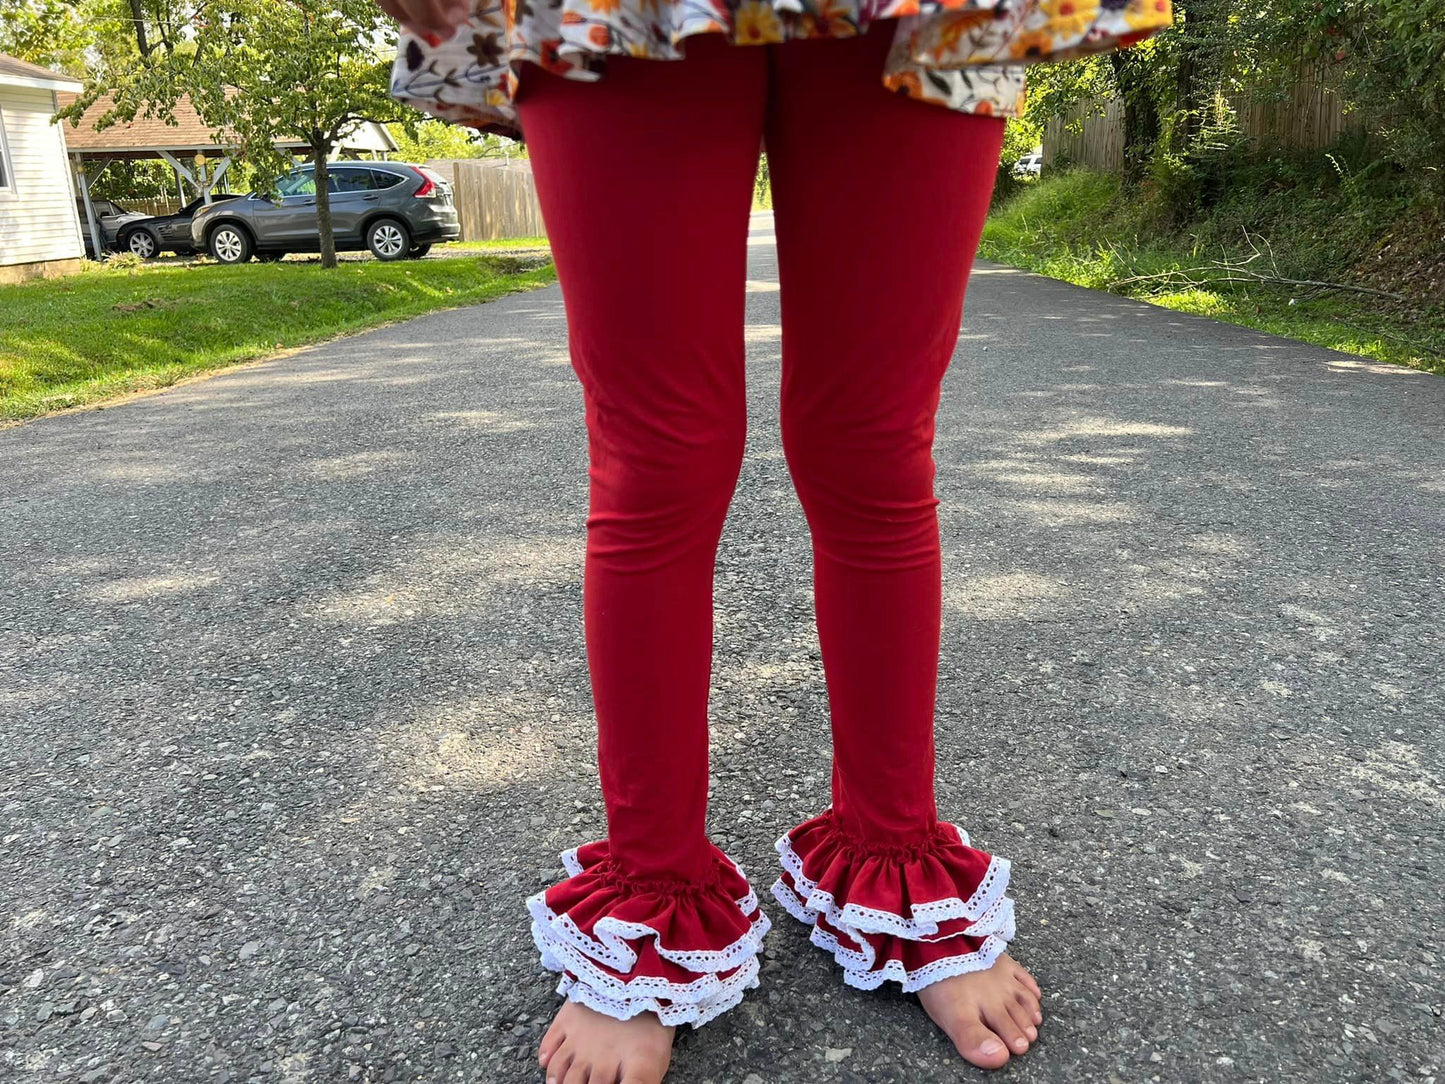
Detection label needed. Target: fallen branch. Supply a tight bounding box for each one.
[1110,266,1406,302]
[1104,226,1406,303]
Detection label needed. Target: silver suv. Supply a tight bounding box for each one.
[191,161,460,264]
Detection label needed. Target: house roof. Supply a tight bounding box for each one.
[57,92,241,154]
[55,91,397,158]
[0,53,84,92]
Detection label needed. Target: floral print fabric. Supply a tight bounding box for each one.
[391,0,1173,137]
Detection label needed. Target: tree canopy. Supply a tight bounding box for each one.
[15,0,414,267]
[1020,0,1445,187]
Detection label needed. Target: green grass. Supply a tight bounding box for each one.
[0,254,556,423]
[980,168,1445,374]
[435,237,549,252]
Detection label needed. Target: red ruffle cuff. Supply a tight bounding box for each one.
[526,840,771,1027]
[770,809,1015,992]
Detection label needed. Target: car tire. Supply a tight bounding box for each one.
[209,224,253,264]
[367,218,411,262]
[124,229,159,259]
[407,243,432,259]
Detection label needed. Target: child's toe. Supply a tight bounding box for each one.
[1006,1000,1039,1044]
[539,1021,566,1067]
[544,1045,573,1084]
[949,1018,1012,1069]
[982,1002,1032,1055]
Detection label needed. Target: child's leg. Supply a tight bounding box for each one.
[765,26,1042,1069]
[516,38,771,1050]
[768,29,999,849]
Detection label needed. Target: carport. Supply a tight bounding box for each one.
[56,91,397,254]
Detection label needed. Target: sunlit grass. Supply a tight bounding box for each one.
[981,169,1445,375]
[435,237,549,252]
[0,255,556,422]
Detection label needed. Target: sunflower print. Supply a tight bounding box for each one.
[392,0,1174,138]
[1039,0,1100,36]
[1124,0,1170,29]
[734,1,786,43]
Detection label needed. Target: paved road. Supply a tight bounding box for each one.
[3,214,1441,1083]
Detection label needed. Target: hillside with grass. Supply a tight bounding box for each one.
[982,149,1444,374]
[983,0,1445,373]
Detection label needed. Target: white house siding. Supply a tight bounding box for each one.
[0,84,84,270]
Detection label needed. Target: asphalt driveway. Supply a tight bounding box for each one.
[2,213,1441,1083]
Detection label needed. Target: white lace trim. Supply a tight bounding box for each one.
[527,889,770,984]
[560,845,585,877]
[555,963,759,1028]
[770,875,818,926]
[776,875,1011,993]
[535,850,765,972]
[534,919,765,1007]
[771,819,1017,994]
[823,924,1011,993]
[773,824,1011,939]
[528,845,770,1028]
[961,893,1017,942]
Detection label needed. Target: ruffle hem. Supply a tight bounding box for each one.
[390,0,1175,136]
[526,840,771,1027]
[770,809,1016,992]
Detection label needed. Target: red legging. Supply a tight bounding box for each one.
[518,27,1004,886]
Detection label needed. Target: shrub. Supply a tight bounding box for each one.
[102,251,145,272]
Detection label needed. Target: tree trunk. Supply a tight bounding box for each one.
[1173,0,1219,152]
[1111,53,1160,188]
[1175,51,1199,148]
[312,142,336,269]
[128,0,152,58]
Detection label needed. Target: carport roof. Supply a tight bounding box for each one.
[55,91,397,158]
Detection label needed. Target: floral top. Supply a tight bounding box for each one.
[390,0,1173,138]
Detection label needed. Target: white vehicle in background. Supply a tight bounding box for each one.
[1013,149,1044,178]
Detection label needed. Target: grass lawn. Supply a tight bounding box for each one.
[981,170,1445,375]
[435,237,549,252]
[0,254,556,423]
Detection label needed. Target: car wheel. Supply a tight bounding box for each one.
[209,224,252,264]
[367,218,411,262]
[125,229,159,259]
[407,243,432,259]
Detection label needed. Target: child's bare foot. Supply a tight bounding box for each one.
[917,953,1043,1070]
[538,1000,675,1084]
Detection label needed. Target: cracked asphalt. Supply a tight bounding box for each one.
[2,213,1441,1083]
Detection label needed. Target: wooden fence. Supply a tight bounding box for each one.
[118,195,184,216]
[1043,96,1125,171]
[1232,64,1360,149]
[424,158,546,241]
[109,161,547,240]
[1043,64,1363,172]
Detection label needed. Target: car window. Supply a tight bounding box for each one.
[329,168,379,193]
[276,171,316,197]
[369,169,404,189]
[181,197,204,215]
